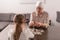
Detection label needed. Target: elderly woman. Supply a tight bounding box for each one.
[29,1,49,30]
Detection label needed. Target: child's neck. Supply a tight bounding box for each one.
[21,23,26,31]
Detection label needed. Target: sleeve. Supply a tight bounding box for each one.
[23,28,34,39]
[29,12,35,25]
[29,13,33,24]
[44,12,49,27]
[29,13,33,25]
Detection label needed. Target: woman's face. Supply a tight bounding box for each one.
[36,7,43,13]
[22,18,26,23]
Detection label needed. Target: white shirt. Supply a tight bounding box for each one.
[8,25,34,40]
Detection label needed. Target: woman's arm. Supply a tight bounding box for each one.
[43,12,49,28]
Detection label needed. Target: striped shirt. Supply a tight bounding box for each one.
[30,11,49,24]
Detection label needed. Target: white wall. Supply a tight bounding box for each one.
[0,0,20,13]
[45,0,60,25]
[0,0,60,24]
[0,0,46,13]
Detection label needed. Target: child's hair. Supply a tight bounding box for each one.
[13,14,24,40]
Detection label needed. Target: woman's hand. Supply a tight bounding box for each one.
[42,24,49,28]
[37,22,43,26]
[34,22,43,27]
[29,21,34,26]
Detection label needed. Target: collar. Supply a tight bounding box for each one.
[35,10,44,16]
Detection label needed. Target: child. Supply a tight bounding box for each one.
[8,14,34,40]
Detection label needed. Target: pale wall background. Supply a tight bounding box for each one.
[0,0,60,25]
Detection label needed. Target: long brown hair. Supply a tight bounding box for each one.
[13,14,24,40]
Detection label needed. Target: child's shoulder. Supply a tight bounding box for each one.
[8,27,15,36]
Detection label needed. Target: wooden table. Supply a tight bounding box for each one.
[32,25,60,40]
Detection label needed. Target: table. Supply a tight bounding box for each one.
[32,25,60,40]
[0,23,60,40]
